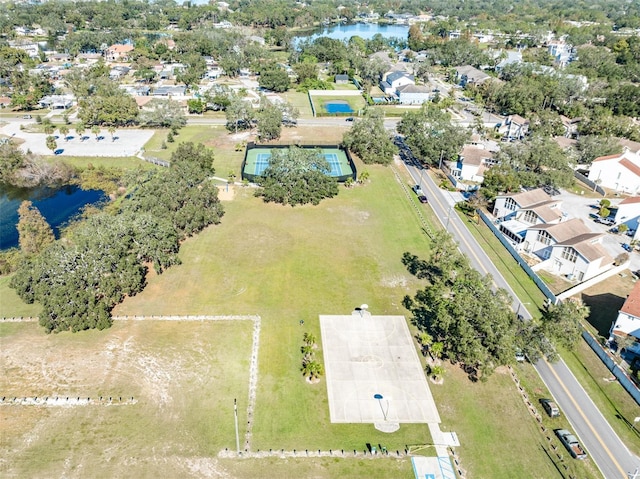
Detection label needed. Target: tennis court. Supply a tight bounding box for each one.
[243,146,354,182]
[319,313,441,425]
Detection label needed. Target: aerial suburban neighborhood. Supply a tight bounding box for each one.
[0,0,639,478]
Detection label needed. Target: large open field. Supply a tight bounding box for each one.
[0,137,615,478]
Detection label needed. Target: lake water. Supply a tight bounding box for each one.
[293,22,409,45]
[0,184,106,250]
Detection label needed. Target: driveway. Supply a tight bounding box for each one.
[557,189,639,271]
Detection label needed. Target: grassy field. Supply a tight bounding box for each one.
[279,91,314,117]
[0,320,254,478]
[1,145,628,478]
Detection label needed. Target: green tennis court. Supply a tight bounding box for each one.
[243,146,355,182]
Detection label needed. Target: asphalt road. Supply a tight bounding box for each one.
[398,144,640,478]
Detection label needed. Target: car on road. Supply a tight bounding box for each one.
[540,399,560,417]
[412,184,424,196]
[418,195,428,203]
[345,117,354,122]
[23,114,32,119]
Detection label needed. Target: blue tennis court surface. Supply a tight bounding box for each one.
[253,152,342,176]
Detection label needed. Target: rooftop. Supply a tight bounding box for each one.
[620,281,640,318]
[531,218,592,243]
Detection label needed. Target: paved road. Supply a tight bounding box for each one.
[398,144,640,478]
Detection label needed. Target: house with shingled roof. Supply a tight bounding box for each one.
[105,44,134,62]
[610,281,640,355]
[587,150,640,195]
[493,188,564,245]
[523,219,612,281]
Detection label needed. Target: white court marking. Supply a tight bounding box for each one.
[320,314,440,424]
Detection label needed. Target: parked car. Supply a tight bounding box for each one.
[418,195,428,204]
[555,429,587,459]
[540,399,560,417]
[622,243,633,252]
[596,217,615,226]
[412,184,424,196]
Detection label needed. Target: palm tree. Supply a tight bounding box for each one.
[431,342,444,360]
[45,135,57,154]
[303,332,316,347]
[430,365,445,382]
[43,124,55,135]
[301,359,324,381]
[300,344,314,360]
[75,122,85,141]
[91,125,101,140]
[59,125,70,141]
[358,170,370,183]
[108,126,116,142]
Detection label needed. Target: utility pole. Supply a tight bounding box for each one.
[234,398,240,455]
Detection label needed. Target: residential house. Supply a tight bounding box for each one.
[447,144,496,187]
[610,281,640,352]
[379,71,414,95]
[493,188,563,245]
[8,40,39,58]
[587,150,640,195]
[0,96,11,108]
[548,41,575,68]
[335,74,349,84]
[105,44,134,62]
[521,217,590,261]
[499,114,530,141]
[614,196,640,232]
[39,94,74,109]
[531,228,613,281]
[396,84,431,105]
[454,65,491,87]
[152,85,187,97]
[495,50,523,72]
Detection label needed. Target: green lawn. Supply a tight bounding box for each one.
[280,91,314,117]
[53,156,152,170]
[432,362,602,479]
[0,151,620,477]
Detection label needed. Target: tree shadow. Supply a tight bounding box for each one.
[581,292,627,337]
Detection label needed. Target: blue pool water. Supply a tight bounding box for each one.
[0,183,106,250]
[325,101,353,114]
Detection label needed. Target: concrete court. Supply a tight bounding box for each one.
[319,313,440,425]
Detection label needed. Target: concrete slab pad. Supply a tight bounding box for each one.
[320,314,440,424]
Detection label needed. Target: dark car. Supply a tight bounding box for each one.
[345,117,354,122]
[418,195,428,203]
[540,399,560,417]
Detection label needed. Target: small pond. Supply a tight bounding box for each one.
[0,183,107,250]
[325,100,354,114]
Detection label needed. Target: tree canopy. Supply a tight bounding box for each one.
[255,147,339,206]
[10,142,224,333]
[342,110,397,165]
[397,104,469,166]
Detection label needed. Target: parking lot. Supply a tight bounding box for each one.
[1,118,153,157]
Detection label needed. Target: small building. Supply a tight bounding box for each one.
[493,188,563,245]
[495,50,523,72]
[335,74,349,84]
[39,94,74,109]
[379,71,414,95]
[447,145,496,185]
[614,196,640,232]
[587,151,640,195]
[610,282,640,354]
[520,219,613,282]
[152,85,187,97]
[396,84,431,105]
[454,65,491,87]
[105,44,134,62]
[499,114,530,141]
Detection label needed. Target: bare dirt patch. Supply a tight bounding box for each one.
[0,320,253,478]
